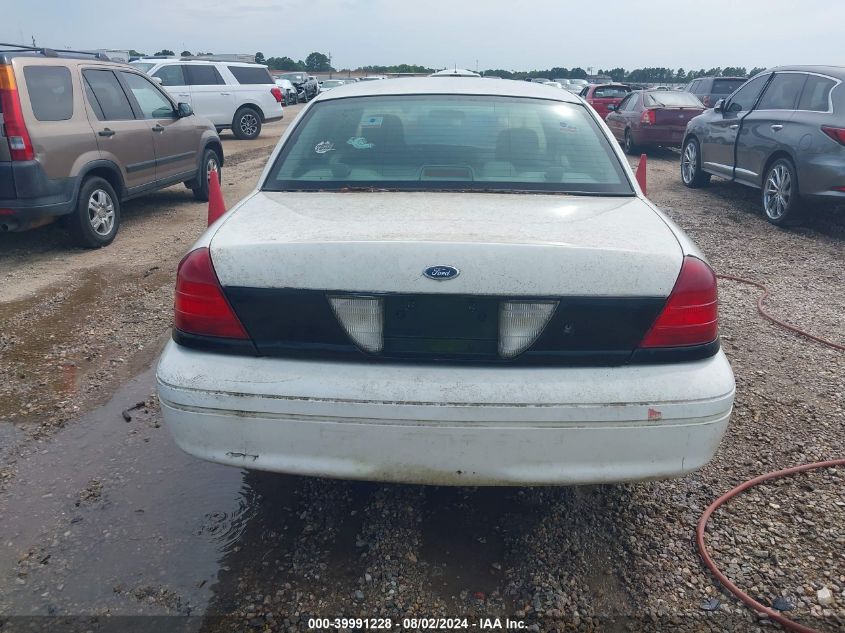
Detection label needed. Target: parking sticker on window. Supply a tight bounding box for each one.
[347,137,374,149]
[361,116,383,128]
[314,141,335,154]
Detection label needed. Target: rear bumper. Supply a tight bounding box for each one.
[156,341,735,486]
[798,152,845,199]
[636,126,687,146]
[0,160,75,230]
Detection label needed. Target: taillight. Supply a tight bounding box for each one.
[0,64,34,161]
[641,109,656,125]
[174,247,248,339]
[270,87,283,103]
[640,257,718,348]
[702,95,711,107]
[821,126,845,146]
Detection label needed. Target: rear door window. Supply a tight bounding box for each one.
[688,79,701,93]
[152,64,186,86]
[82,69,135,121]
[625,93,641,111]
[23,66,74,121]
[185,65,225,86]
[757,73,807,110]
[797,75,836,111]
[227,65,273,84]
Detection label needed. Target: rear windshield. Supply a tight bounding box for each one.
[644,92,703,107]
[228,65,273,85]
[712,78,746,95]
[23,66,74,121]
[593,85,631,98]
[264,95,632,195]
[322,80,345,88]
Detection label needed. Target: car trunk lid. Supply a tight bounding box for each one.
[210,191,682,297]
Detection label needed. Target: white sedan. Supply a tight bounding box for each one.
[157,78,735,486]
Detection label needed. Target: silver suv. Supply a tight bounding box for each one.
[681,66,845,225]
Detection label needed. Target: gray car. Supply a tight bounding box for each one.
[681,66,845,225]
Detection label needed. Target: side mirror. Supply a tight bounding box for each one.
[152,76,163,85]
[714,98,725,113]
[177,102,193,117]
[607,104,617,111]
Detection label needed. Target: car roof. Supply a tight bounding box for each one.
[764,65,845,79]
[313,77,582,103]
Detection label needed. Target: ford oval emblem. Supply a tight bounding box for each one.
[423,265,460,281]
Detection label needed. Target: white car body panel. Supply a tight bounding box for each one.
[156,77,734,485]
[210,192,683,296]
[157,342,734,485]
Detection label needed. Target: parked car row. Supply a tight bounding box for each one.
[130,58,284,140]
[1,44,222,246]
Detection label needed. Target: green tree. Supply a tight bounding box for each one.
[154,49,175,56]
[676,68,687,82]
[266,56,304,71]
[748,67,765,77]
[722,67,746,77]
[255,52,265,64]
[569,67,587,79]
[305,51,333,72]
[181,50,192,57]
[128,49,146,58]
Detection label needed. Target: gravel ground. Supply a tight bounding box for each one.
[0,135,843,633]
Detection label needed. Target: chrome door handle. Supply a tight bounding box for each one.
[98,128,115,137]
[729,124,739,130]
[178,93,190,98]
[152,124,165,133]
[220,92,231,96]
[771,124,784,131]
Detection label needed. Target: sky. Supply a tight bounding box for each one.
[3,0,844,72]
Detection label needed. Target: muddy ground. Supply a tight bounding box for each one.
[0,113,843,633]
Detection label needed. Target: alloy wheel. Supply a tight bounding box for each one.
[87,189,115,236]
[239,113,259,136]
[681,142,697,184]
[764,164,792,220]
[206,155,219,181]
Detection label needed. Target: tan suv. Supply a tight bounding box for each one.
[0,44,223,247]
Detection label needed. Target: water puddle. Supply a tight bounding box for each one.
[0,365,248,617]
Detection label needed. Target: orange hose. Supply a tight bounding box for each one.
[716,274,845,352]
[696,459,845,632]
[696,275,844,630]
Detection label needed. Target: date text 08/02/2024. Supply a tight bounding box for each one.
[307,617,529,630]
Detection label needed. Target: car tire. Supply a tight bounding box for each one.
[68,176,120,248]
[680,137,711,188]
[762,158,804,226]
[624,129,639,155]
[232,107,262,140]
[191,148,222,202]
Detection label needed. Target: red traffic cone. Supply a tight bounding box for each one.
[207,168,226,226]
[635,153,647,196]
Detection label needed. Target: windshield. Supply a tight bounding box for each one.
[130,62,155,73]
[263,95,632,195]
[322,80,345,87]
[644,91,703,107]
[281,73,305,82]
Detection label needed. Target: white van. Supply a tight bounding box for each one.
[131,59,283,139]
